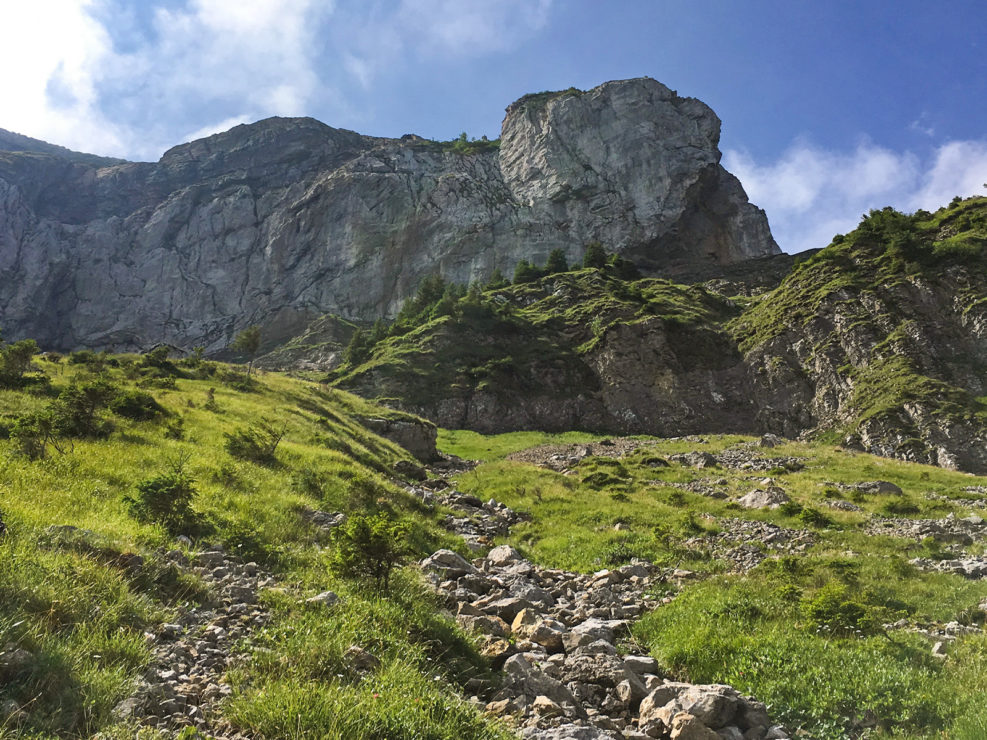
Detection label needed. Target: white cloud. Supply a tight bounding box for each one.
[152,0,324,106]
[0,0,554,160]
[0,0,330,159]
[339,0,553,92]
[182,115,254,144]
[725,139,987,253]
[909,140,987,211]
[0,0,127,154]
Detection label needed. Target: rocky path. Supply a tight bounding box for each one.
[416,485,791,740]
[111,545,272,738]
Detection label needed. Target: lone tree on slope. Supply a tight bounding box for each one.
[231,325,261,376]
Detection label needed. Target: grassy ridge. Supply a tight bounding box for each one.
[332,268,739,410]
[0,357,509,739]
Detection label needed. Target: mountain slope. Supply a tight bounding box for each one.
[735,197,987,471]
[0,127,125,167]
[0,352,509,739]
[331,197,987,473]
[0,78,777,353]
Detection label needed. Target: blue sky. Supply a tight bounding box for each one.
[1,0,985,253]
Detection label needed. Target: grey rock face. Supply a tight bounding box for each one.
[0,78,777,352]
[500,80,776,274]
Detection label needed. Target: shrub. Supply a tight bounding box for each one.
[141,346,183,377]
[52,379,118,438]
[602,540,639,566]
[164,416,185,440]
[231,325,262,376]
[68,349,110,371]
[485,268,509,290]
[882,500,921,516]
[802,582,887,637]
[224,421,286,465]
[581,471,628,489]
[512,259,543,284]
[779,501,804,517]
[344,328,373,366]
[10,410,64,460]
[799,507,834,528]
[583,241,607,269]
[292,468,328,498]
[329,513,409,592]
[545,248,569,274]
[216,517,272,563]
[666,490,687,507]
[608,254,641,280]
[218,368,257,391]
[110,389,166,420]
[125,467,198,535]
[0,338,39,388]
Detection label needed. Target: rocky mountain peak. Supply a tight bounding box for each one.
[499,78,767,271]
[157,116,374,180]
[0,79,778,352]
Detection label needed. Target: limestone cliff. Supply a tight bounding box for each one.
[0,78,777,351]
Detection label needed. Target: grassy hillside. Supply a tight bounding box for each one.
[440,430,987,739]
[0,351,509,739]
[329,266,743,432]
[4,343,987,739]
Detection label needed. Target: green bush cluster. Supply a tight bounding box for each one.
[0,333,40,388]
[224,420,287,465]
[802,581,890,637]
[125,468,198,535]
[109,389,167,420]
[338,241,645,370]
[328,512,409,592]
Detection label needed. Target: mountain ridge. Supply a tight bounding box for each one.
[0,77,777,352]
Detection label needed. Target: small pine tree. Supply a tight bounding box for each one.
[231,325,261,376]
[545,248,569,274]
[583,241,608,269]
[344,328,372,366]
[369,319,388,344]
[486,268,509,290]
[513,260,543,284]
[125,457,198,535]
[329,512,409,592]
[609,255,642,281]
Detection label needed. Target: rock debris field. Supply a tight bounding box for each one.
[416,485,790,740]
[111,544,272,739]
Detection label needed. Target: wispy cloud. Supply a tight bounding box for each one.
[908,112,936,138]
[0,0,126,155]
[0,0,553,160]
[726,139,987,253]
[337,0,552,92]
[396,0,552,57]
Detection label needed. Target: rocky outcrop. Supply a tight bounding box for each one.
[337,270,762,437]
[735,216,987,473]
[0,78,777,353]
[357,415,439,462]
